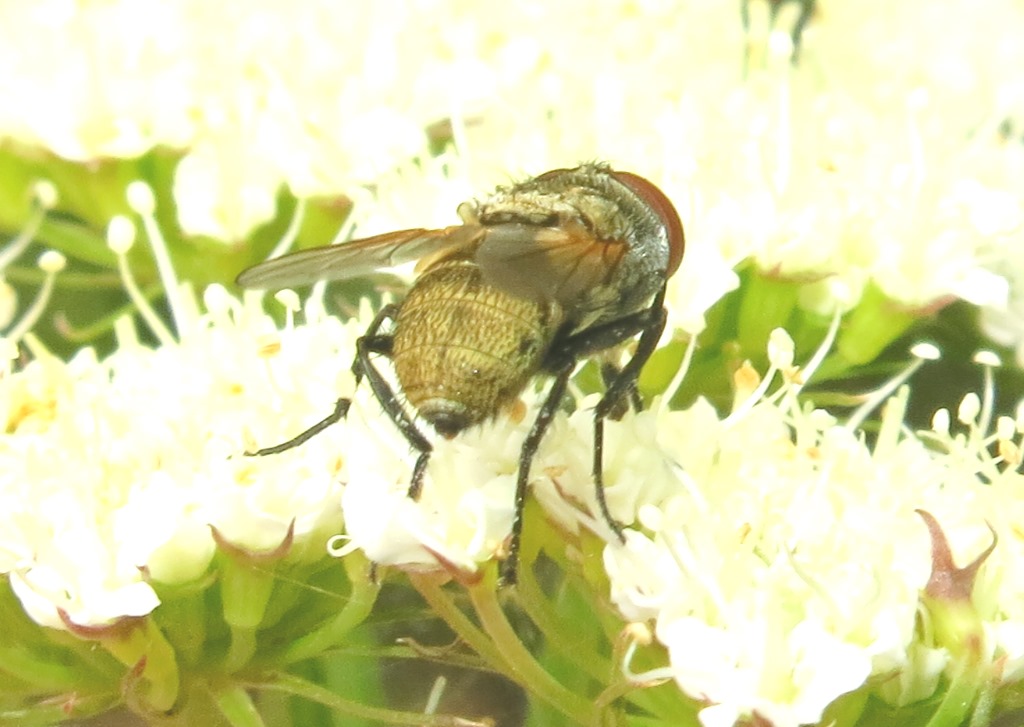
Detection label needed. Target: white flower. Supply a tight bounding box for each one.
[5,0,1021,324]
[593,339,1024,726]
[337,404,529,571]
[0,286,355,628]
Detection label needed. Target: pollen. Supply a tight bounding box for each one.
[507,397,527,425]
[235,465,259,487]
[6,398,57,433]
[257,336,282,357]
[543,464,568,479]
[732,360,761,401]
[329,455,344,476]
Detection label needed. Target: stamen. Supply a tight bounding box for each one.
[423,675,447,715]
[723,329,792,428]
[107,215,176,346]
[973,351,1001,436]
[620,623,675,682]
[1015,400,1024,434]
[273,290,302,331]
[957,393,981,426]
[5,251,65,343]
[996,415,1016,442]
[875,385,910,457]
[846,342,938,431]
[784,545,845,622]
[127,181,187,336]
[0,181,57,271]
[660,332,698,412]
[326,534,359,557]
[767,327,795,370]
[795,306,842,392]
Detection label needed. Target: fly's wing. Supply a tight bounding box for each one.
[235,225,484,289]
[473,219,628,307]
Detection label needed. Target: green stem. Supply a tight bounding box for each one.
[283,558,380,664]
[100,619,180,712]
[2,266,124,289]
[968,679,995,727]
[0,692,119,727]
[224,629,258,677]
[220,560,275,673]
[923,660,984,727]
[513,558,609,683]
[214,684,266,727]
[407,572,506,671]
[252,672,491,726]
[0,644,94,693]
[468,573,596,725]
[156,591,208,670]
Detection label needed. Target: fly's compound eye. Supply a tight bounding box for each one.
[611,171,685,277]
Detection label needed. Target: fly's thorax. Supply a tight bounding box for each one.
[463,163,670,328]
[392,259,562,438]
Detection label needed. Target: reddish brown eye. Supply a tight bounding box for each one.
[533,167,571,183]
[611,171,685,277]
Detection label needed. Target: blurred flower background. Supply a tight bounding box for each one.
[3,1,1024,726]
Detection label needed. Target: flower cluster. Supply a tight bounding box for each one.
[3,1,1023,333]
[3,1,1024,726]
[597,341,1022,726]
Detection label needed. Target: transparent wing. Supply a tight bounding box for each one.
[474,220,627,306]
[235,226,483,289]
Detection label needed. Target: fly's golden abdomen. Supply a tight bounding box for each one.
[392,259,560,438]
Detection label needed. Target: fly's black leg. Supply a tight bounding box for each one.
[245,303,397,458]
[501,359,575,586]
[546,285,668,543]
[246,303,433,500]
[592,291,666,541]
[599,361,642,420]
[246,398,352,456]
[551,286,666,363]
[352,305,434,500]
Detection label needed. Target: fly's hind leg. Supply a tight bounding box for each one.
[245,398,352,456]
[502,358,575,586]
[353,305,434,499]
[246,304,433,499]
[245,303,395,457]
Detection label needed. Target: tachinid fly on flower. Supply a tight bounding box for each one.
[236,162,685,583]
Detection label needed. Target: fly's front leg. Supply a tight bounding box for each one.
[550,286,668,542]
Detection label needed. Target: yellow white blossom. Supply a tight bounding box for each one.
[3,0,1023,331]
[0,287,354,627]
